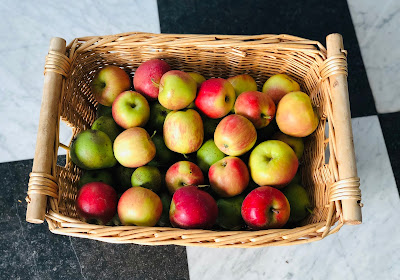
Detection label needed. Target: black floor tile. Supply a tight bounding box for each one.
[157,0,377,118]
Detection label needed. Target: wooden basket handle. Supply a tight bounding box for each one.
[326,33,362,225]
[26,37,67,224]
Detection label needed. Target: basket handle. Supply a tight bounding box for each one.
[26,37,67,224]
[326,33,362,225]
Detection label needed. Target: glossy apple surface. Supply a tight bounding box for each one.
[262,73,300,104]
[165,161,204,194]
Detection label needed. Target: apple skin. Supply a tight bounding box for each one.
[214,114,257,156]
[118,187,163,226]
[91,66,131,106]
[170,186,218,229]
[227,74,257,99]
[282,183,312,223]
[195,78,235,119]
[272,132,304,159]
[249,140,298,188]
[112,91,150,129]
[158,70,197,110]
[217,195,245,230]
[113,127,156,168]
[78,169,114,188]
[157,192,172,227]
[276,91,319,137]
[133,59,171,100]
[91,116,122,142]
[187,72,206,88]
[131,166,162,193]
[165,161,204,194]
[196,139,226,172]
[209,156,249,197]
[113,164,135,193]
[147,102,172,133]
[203,116,222,140]
[163,109,204,154]
[241,186,290,229]
[234,91,276,129]
[96,104,113,118]
[148,134,178,167]
[76,182,117,225]
[262,74,300,104]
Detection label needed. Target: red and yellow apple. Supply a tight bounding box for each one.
[234,91,276,129]
[165,161,204,194]
[91,66,131,106]
[118,186,163,226]
[276,91,319,137]
[214,114,257,156]
[272,132,304,159]
[262,73,300,104]
[208,156,249,197]
[170,186,218,229]
[163,109,204,154]
[241,186,290,229]
[195,78,235,118]
[227,74,257,98]
[249,140,298,187]
[114,127,156,168]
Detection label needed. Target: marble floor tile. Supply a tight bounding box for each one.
[0,0,160,163]
[348,0,400,113]
[187,115,400,280]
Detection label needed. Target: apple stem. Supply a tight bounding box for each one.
[151,78,160,88]
[183,154,189,159]
[197,184,210,188]
[306,207,314,215]
[150,130,157,138]
[271,209,280,214]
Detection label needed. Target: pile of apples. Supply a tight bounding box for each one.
[71,58,318,230]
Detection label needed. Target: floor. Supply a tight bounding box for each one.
[0,1,399,279]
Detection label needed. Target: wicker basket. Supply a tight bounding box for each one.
[26,32,362,247]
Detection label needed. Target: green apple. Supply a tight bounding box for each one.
[91,116,122,142]
[282,183,312,223]
[227,74,257,98]
[113,164,135,193]
[187,72,206,88]
[196,139,226,172]
[203,116,221,140]
[96,104,113,118]
[157,192,172,227]
[148,134,177,167]
[272,132,304,159]
[131,166,162,193]
[147,102,172,133]
[158,70,197,110]
[290,172,301,184]
[70,130,117,170]
[217,195,245,230]
[78,169,114,188]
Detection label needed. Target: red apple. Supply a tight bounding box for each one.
[91,66,131,106]
[118,187,163,226]
[114,127,156,168]
[170,186,218,229]
[234,91,276,129]
[195,78,235,118]
[165,161,204,194]
[262,74,300,104]
[133,59,171,100]
[76,182,117,225]
[163,109,204,154]
[241,186,290,229]
[214,114,257,156]
[112,90,150,129]
[208,156,249,197]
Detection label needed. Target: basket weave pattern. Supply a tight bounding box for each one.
[27,32,361,247]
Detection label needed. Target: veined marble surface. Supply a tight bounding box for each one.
[0,0,160,163]
[348,0,400,113]
[187,116,400,280]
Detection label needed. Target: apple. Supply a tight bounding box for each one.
[113,127,156,168]
[196,139,226,172]
[165,161,204,194]
[234,91,276,129]
[276,91,319,137]
[76,182,117,225]
[91,116,122,142]
[131,166,162,193]
[91,66,131,106]
[158,70,197,110]
[195,78,235,118]
[78,169,114,188]
[163,109,204,154]
[242,186,290,229]
[133,59,171,100]
[112,90,150,129]
[282,183,312,223]
[290,172,301,184]
[170,186,218,229]
[148,134,178,167]
[203,116,221,140]
[147,102,172,133]
[157,192,172,227]
[70,130,117,170]
[113,164,135,193]
[227,74,257,98]
[118,187,163,226]
[217,195,245,230]
[249,140,298,187]
[209,156,249,197]
[272,132,304,159]
[262,73,300,104]
[96,104,113,118]
[214,114,257,156]
[187,72,206,88]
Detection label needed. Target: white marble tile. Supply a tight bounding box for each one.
[187,116,400,280]
[0,0,160,163]
[348,0,400,113]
